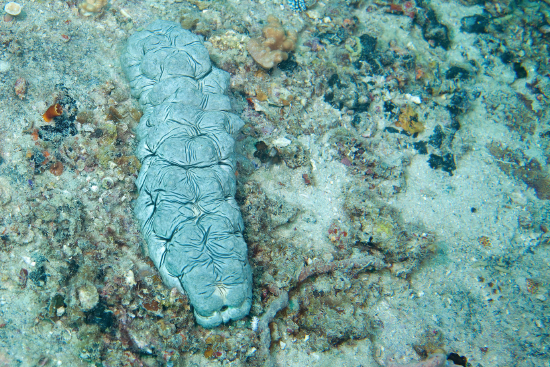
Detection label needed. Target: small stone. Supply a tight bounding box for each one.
[78,283,99,311]
[272,136,291,148]
[119,8,131,19]
[125,270,136,287]
[306,10,320,20]
[0,60,10,73]
[405,93,422,104]
[57,306,66,317]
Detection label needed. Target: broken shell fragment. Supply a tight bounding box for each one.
[4,2,22,16]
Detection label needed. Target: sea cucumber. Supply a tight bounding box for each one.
[121,20,252,328]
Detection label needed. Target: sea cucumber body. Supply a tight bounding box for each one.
[121,20,252,328]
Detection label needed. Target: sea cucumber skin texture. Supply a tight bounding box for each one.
[121,20,252,328]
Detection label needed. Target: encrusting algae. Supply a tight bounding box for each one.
[396,105,425,134]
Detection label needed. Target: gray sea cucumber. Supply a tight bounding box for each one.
[121,20,252,328]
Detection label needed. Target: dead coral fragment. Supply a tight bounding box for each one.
[79,0,108,16]
[14,77,26,100]
[396,105,424,134]
[258,292,289,363]
[247,16,297,69]
[387,353,458,367]
[297,256,387,283]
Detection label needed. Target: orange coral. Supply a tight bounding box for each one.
[42,103,62,122]
[247,16,297,69]
[49,161,64,176]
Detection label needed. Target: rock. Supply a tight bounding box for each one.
[78,282,99,311]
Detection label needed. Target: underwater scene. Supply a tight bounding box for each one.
[0,0,549,365]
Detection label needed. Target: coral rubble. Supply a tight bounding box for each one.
[247,16,297,69]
